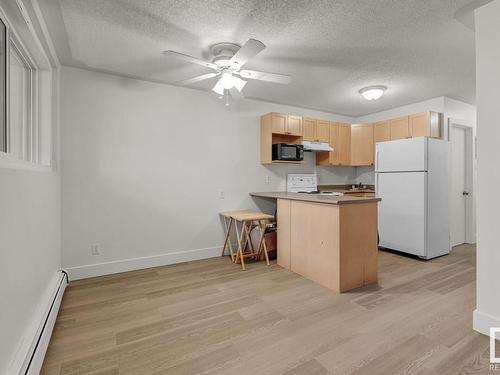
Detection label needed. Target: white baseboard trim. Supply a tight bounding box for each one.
[8,271,68,375]
[66,245,222,280]
[473,309,500,336]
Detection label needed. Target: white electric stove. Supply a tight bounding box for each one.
[286,174,343,196]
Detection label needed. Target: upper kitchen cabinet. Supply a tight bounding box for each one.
[350,123,374,166]
[374,120,390,144]
[316,122,351,166]
[409,111,441,138]
[269,112,303,136]
[337,123,351,165]
[316,120,331,143]
[286,115,303,136]
[261,113,303,164]
[270,112,287,134]
[316,122,335,166]
[389,116,410,140]
[316,122,337,166]
[303,118,330,142]
[303,118,317,141]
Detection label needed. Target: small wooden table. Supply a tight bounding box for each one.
[220,210,275,270]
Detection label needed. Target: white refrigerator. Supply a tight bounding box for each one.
[375,137,450,259]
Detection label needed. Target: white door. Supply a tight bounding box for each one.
[450,127,466,246]
[376,137,427,172]
[376,171,427,257]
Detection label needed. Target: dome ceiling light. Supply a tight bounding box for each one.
[359,85,387,101]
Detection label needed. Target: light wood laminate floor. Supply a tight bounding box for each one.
[41,244,494,374]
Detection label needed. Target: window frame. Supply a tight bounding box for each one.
[7,36,35,162]
[0,8,45,170]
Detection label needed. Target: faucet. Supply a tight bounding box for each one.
[357,182,363,189]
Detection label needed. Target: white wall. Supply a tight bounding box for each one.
[60,66,358,279]
[473,0,500,336]
[60,67,479,279]
[0,2,62,372]
[0,168,61,373]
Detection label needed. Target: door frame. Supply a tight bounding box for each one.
[448,118,476,244]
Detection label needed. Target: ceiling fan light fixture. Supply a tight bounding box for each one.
[359,85,387,101]
[219,71,235,90]
[163,39,291,106]
[232,76,247,92]
[212,79,226,95]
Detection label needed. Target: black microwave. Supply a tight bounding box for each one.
[272,143,304,161]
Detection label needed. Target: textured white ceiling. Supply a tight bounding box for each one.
[39,0,480,116]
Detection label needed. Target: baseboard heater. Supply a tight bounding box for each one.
[19,270,68,375]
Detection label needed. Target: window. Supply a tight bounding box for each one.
[9,42,32,161]
[0,9,50,167]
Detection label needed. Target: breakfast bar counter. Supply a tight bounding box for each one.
[250,192,381,292]
[250,191,380,205]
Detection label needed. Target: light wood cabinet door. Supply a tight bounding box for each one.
[286,115,303,136]
[317,122,337,166]
[277,199,291,269]
[271,113,287,134]
[316,120,330,143]
[374,120,390,144]
[350,123,374,166]
[390,116,410,140]
[410,112,430,137]
[410,112,441,138]
[303,118,316,141]
[330,122,339,164]
[337,123,351,165]
[290,200,340,291]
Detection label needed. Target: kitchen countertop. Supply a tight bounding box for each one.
[318,184,375,194]
[250,191,381,205]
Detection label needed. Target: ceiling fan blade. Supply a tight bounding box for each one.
[238,69,291,84]
[178,73,220,85]
[230,39,265,68]
[162,50,219,70]
[212,78,225,96]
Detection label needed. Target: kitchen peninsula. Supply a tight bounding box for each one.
[250,192,381,292]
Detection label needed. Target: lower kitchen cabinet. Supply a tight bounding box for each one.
[276,198,378,292]
[277,199,291,269]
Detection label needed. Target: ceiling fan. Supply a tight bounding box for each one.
[162,39,291,104]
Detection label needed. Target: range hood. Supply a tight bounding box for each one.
[302,141,333,152]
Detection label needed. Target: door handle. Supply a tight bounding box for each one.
[463,191,470,196]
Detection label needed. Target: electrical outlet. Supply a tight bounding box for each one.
[265,175,272,184]
[218,190,225,199]
[91,243,100,255]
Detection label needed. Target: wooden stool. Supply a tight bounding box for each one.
[219,210,274,270]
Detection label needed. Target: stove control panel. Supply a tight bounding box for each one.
[287,174,318,193]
